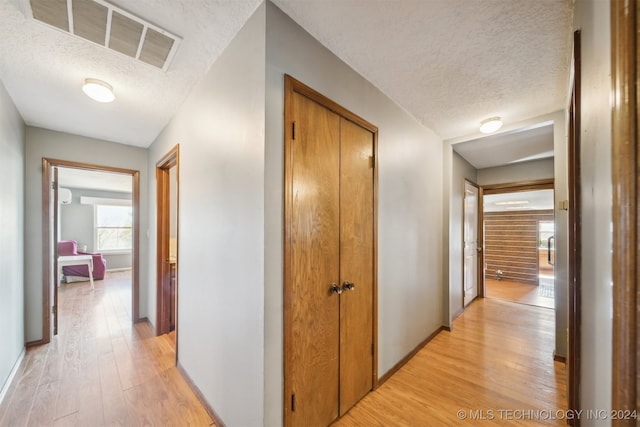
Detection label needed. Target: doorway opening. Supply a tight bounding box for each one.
[482,183,555,309]
[156,145,179,352]
[41,158,140,345]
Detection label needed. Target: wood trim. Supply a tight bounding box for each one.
[610,2,639,422]
[567,29,582,425]
[177,363,226,427]
[155,145,179,350]
[553,353,567,364]
[482,178,554,195]
[478,186,485,298]
[377,326,445,386]
[132,170,140,323]
[283,75,379,421]
[41,159,51,344]
[25,339,47,348]
[284,74,378,133]
[372,123,379,389]
[41,158,141,345]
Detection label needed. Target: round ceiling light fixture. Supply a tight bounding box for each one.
[479,117,503,134]
[82,78,115,103]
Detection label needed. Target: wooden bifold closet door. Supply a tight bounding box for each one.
[284,75,377,427]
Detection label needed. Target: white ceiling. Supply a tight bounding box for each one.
[0,0,574,160]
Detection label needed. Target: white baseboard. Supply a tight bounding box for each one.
[0,347,26,405]
[106,267,132,272]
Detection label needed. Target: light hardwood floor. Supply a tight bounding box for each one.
[0,271,213,427]
[1,274,564,426]
[334,298,566,426]
[486,278,555,309]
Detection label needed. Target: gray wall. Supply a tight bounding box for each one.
[60,187,132,270]
[477,157,554,185]
[265,3,444,425]
[573,0,612,422]
[449,152,477,320]
[0,81,25,396]
[147,5,266,425]
[24,127,148,342]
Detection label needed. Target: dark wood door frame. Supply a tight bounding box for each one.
[156,145,179,343]
[567,29,582,426]
[38,158,140,346]
[611,2,638,421]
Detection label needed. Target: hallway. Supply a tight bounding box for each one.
[0,274,564,426]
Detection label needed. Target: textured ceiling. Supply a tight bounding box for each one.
[0,0,261,147]
[273,0,574,140]
[0,0,573,151]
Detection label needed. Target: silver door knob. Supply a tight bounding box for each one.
[476,247,482,253]
[342,281,355,291]
[330,283,342,295]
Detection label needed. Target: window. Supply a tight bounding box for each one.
[96,205,132,251]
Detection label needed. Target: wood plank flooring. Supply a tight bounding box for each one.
[486,278,555,309]
[1,273,564,426]
[334,298,566,426]
[0,271,213,427]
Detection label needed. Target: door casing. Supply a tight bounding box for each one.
[156,145,179,347]
[38,158,140,346]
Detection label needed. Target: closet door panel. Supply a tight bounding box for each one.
[339,118,374,414]
[288,92,341,427]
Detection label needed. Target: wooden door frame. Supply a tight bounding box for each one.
[480,179,554,299]
[462,179,482,305]
[283,75,379,425]
[567,29,582,426]
[611,1,639,420]
[38,158,140,346]
[156,145,180,344]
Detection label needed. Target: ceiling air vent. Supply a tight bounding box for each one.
[25,0,181,71]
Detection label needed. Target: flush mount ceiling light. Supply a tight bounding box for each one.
[82,78,115,103]
[479,117,503,134]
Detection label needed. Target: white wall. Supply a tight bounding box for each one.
[24,127,149,341]
[449,152,477,320]
[0,81,25,397]
[573,0,612,422]
[147,4,265,426]
[265,3,444,425]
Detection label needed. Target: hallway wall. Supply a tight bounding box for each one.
[0,80,25,398]
[147,4,266,426]
[477,157,554,185]
[573,0,613,422]
[265,2,444,425]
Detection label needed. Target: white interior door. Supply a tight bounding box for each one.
[463,181,479,306]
